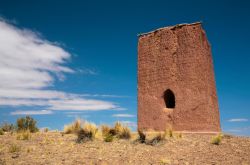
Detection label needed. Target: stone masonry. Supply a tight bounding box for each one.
[137,22,221,132]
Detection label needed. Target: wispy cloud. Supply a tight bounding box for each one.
[66,114,89,118]
[0,19,123,113]
[11,110,53,115]
[48,98,118,111]
[112,114,135,118]
[77,68,98,75]
[120,121,137,128]
[228,118,249,122]
[64,112,87,114]
[80,94,130,98]
[226,126,250,134]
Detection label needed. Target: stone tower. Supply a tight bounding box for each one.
[137,22,221,132]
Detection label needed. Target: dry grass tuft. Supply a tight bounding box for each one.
[118,126,131,139]
[9,144,21,153]
[101,125,111,136]
[114,122,131,139]
[101,122,131,142]
[101,125,115,142]
[114,122,123,135]
[76,128,93,143]
[44,128,49,133]
[0,128,4,135]
[135,130,167,145]
[1,123,15,132]
[211,133,223,145]
[76,122,98,143]
[108,128,117,136]
[164,128,173,138]
[42,135,55,145]
[104,133,114,142]
[64,119,82,134]
[83,122,98,139]
[137,130,146,143]
[26,147,33,153]
[223,134,233,139]
[159,158,171,164]
[147,133,166,146]
[176,133,183,138]
[16,130,31,140]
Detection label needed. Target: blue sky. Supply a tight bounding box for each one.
[0,0,249,136]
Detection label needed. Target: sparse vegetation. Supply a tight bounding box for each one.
[64,119,82,134]
[101,125,111,136]
[118,126,131,139]
[44,128,49,132]
[17,116,39,133]
[26,147,33,153]
[83,122,98,139]
[113,122,131,139]
[159,158,171,164]
[176,133,183,138]
[42,135,54,145]
[165,128,173,138]
[101,122,131,142]
[64,120,99,143]
[0,128,4,135]
[0,144,4,152]
[1,123,15,132]
[137,130,146,143]
[76,128,93,143]
[76,122,98,143]
[135,130,167,145]
[114,122,123,135]
[108,128,117,136]
[16,130,31,140]
[0,130,250,164]
[101,125,115,142]
[147,133,166,146]
[211,133,223,145]
[104,133,114,142]
[9,144,21,153]
[223,134,233,139]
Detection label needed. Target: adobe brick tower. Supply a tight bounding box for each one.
[138,22,221,132]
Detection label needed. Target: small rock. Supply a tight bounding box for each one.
[11,154,19,159]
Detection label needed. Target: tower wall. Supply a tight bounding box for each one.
[138,23,221,132]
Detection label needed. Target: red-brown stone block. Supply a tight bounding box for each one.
[138,22,221,132]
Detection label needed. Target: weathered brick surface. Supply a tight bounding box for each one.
[138,23,221,132]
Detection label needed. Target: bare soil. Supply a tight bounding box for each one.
[0,132,250,165]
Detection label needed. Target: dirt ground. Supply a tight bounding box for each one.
[0,132,249,165]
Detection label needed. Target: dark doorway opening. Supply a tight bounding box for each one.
[163,89,175,108]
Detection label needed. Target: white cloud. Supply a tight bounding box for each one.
[66,114,89,118]
[228,118,249,122]
[80,94,130,98]
[77,68,97,75]
[48,98,118,111]
[120,121,137,128]
[226,126,250,134]
[114,107,127,111]
[0,98,48,106]
[112,114,135,118]
[64,112,87,114]
[0,20,73,89]
[11,110,53,115]
[0,89,67,100]
[0,19,72,90]
[0,19,123,112]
